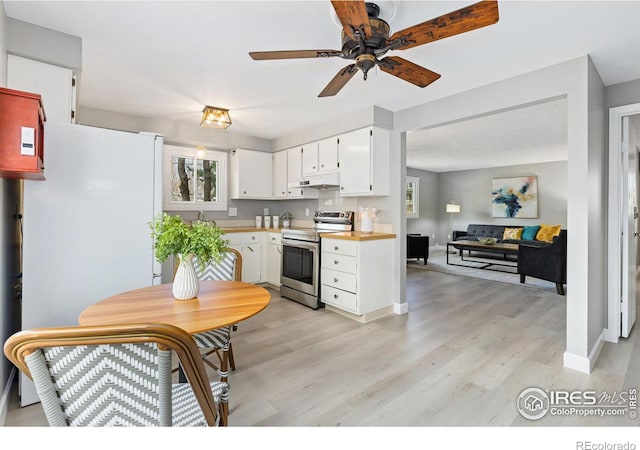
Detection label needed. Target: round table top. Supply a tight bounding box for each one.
[78,280,271,335]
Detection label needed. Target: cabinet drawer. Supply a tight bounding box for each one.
[268,233,282,245]
[225,233,243,246]
[321,285,357,314]
[321,268,356,293]
[242,233,262,245]
[321,252,356,274]
[322,239,357,257]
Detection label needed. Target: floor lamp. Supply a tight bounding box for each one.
[446,202,461,253]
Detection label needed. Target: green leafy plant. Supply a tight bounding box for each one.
[280,211,292,221]
[149,213,229,266]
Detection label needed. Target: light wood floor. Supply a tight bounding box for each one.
[5,268,640,427]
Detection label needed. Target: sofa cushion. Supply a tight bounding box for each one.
[502,239,549,247]
[503,227,523,240]
[521,225,540,241]
[536,224,561,243]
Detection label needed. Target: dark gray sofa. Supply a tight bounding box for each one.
[453,224,567,294]
[452,224,548,247]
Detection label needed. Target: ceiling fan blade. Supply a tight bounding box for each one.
[378,56,441,88]
[330,0,372,40]
[249,50,342,60]
[318,64,359,97]
[388,0,499,51]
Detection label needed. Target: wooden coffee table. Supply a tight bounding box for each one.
[446,240,519,273]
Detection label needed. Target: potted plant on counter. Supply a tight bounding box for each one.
[280,211,292,228]
[150,213,228,300]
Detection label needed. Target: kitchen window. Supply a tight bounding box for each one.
[163,144,228,211]
[406,176,419,219]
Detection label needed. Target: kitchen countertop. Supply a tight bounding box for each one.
[320,231,396,241]
[222,227,282,233]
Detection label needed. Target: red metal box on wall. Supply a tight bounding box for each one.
[0,87,46,180]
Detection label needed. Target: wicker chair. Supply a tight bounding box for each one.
[191,248,242,382]
[3,322,229,426]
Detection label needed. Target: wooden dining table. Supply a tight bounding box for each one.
[79,280,271,334]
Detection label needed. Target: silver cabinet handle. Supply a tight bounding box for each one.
[334,260,339,265]
[247,246,255,252]
[333,277,339,283]
[334,246,339,251]
[334,294,339,299]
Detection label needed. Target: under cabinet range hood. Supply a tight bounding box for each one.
[289,171,340,189]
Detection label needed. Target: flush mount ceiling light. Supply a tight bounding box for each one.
[200,105,231,130]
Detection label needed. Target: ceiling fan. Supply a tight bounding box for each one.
[249,0,499,97]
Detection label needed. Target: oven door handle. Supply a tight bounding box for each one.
[282,238,318,252]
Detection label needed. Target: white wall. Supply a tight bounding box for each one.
[395,56,605,373]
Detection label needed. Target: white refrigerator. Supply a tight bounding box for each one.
[20,121,163,406]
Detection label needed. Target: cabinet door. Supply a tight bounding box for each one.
[302,142,319,175]
[8,55,74,123]
[287,147,302,183]
[266,243,282,286]
[317,136,339,172]
[273,151,288,198]
[287,147,303,198]
[339,127,372,195]
[233,149,273,198]
[242,243,262,283]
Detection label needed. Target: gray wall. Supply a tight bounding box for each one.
[406,168,439,243]
[586,59,607,352]
[437,161,568,243]
[6,18,81,71]
[605,79,640,110]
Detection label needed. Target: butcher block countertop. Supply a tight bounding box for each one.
[320,231,396,241]
[222,227,281,233]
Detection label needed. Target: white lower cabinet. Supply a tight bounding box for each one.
[266,232,282,286]
[320,237,394,320]
[226,232,263,283]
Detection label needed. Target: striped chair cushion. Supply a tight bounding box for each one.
[192,251,238,350]
[193,252,237,282]
[25,342,228,427]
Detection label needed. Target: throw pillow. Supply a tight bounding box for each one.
[536,224,561,243]
[521,225,540,241]
[503,227,523,240]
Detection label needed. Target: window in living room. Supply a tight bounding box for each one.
[406,176,419,218]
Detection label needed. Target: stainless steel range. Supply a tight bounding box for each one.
[280,210,354,309]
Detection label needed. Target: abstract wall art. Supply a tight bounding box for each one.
[491,176,538,218]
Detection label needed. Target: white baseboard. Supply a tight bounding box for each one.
[394,302,408,314]
[0,367,16,427]
[563,329,607,374]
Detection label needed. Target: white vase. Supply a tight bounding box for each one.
[283,219,290,228]
[173,253,199,300]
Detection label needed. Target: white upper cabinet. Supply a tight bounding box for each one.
[302,137,339,175]
[286,146,318,199]
[229,148,273,199]
[317,136,339,173]
[301,142,319,175]
[338,126,389,197]
[8,55,75,123]
[272,150,288,198]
